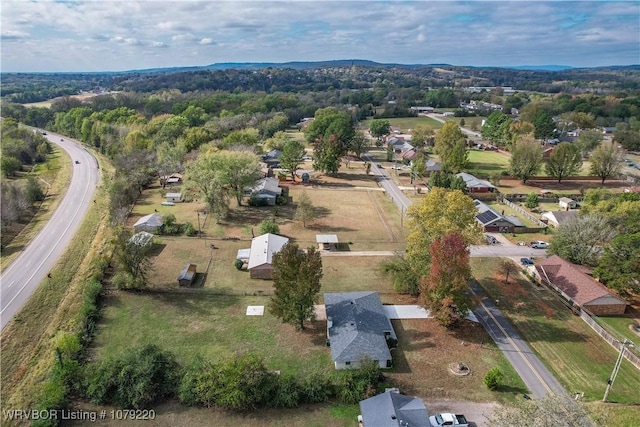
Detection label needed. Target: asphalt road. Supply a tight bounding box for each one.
[1,131,99,330]
[470,282,567,399]
[362,150,564,399]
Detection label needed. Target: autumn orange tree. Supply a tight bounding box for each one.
[421,231,472,327]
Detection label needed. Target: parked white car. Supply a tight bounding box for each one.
[531,241,549,249]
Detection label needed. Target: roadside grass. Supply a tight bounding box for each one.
[466,149,511,177]
[472,258,640,404]
[1,146,71,270]
[585,402,640,427]
[0,185,111,412]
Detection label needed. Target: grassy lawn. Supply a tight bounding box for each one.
[472,258,640,404]
[361,116,443,132]
[466,149,511,177]
[593,315,640,358]
[496,178,630,196]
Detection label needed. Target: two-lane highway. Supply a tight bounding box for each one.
[1,132,99,330]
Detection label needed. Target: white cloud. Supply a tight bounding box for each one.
[0,1,638,72]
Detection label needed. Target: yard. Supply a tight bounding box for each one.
[496,178,630,196]
[471,258,640,404]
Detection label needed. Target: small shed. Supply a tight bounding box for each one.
[178,264,197,287]
[316,234,339,251]
[133,213,163,233]
[166,192,182,203]
[559,197,577,210]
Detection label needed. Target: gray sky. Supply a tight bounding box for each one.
[1,1,639,72]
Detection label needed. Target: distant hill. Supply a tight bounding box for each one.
[508,65,574,71]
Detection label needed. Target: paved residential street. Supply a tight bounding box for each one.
[361,152,564,399]
[1,132,99,330]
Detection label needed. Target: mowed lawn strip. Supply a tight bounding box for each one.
[472,258,640,404]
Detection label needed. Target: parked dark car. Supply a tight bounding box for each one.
[520,258,534,266]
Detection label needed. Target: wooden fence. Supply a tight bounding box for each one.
[580,309,640,371]
[501,198,548,227]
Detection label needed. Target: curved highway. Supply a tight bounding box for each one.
[1,131,99,330]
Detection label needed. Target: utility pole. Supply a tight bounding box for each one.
[603,339,634,402]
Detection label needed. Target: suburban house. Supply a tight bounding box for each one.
[359,390,430,427]
[261,149,282,167]
[558,197,578,210]
[166,192,182,203]
[424,159,442,175]
[473,199,524,233]
[324,291,397,370]
[246,233,289,279]
[455,172,496,193]
[541,210,578,228]
[534,256,627,315]
[133,212,163,233]
[177,264,197,287]
[159,173,182,186]
[410,106,434,115]
[316,234,339,251]
[245,177,283,206]
[387,137,417,161]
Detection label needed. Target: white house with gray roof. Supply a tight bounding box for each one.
[324,291,396,370]
[359,390,430,427]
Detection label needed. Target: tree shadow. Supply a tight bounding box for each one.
[145,290,241,315]
[147,242,167,257]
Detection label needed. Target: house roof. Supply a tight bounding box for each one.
[359,390,430,427]
[456,172,496,190]
[316,234,339,244]
[325,291,396,364]
[133,213,163,228]
[247,233,289,269]
[166,192,182,198]
[559,197,575,204]
[425,159,441,171]
[535,256,626,307]
[473,199,519,227]
[541,210,578,226]
[248,177,282,196]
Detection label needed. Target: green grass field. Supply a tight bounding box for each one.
[466,149,511,177]
[361,116,443,133]
[472,258,640,404]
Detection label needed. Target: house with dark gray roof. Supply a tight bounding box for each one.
[324,291,396,370]
[359,390,430,427]
[473,199,522,233]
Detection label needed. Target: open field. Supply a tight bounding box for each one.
[472,258,640,404]
[496,178,630,196]
[361,116,443,132]
[466,149,511,176]
[22,92,117,108]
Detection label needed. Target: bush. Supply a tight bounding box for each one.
[299,371,333,403]
[276,195,287,206]
[160,214,181,235]
[234,258,244,270]
[25,176,45,202]
[259,219,280,235]
[270,374,301,408]
[524,193,539,209]
[484,367,503,390]
[248,196,269,207]
[85,344,180,409]
[183,222,197,236]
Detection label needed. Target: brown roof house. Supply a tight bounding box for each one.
[246,233,289,279]
[535,256,627,315]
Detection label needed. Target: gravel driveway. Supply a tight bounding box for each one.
[427,399,501,427]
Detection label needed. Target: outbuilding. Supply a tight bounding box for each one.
[316,234,339,251]
[559,197,577,210]
[166,192,182,203]
[177,264,197,287]
[133,213,163,233]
